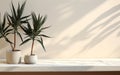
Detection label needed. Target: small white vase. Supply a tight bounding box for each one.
[6,50,21,64]
[24,54,38,64]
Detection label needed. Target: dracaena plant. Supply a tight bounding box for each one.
[21,12,50,55]
[7,1,30,51]
[0,14,13,49]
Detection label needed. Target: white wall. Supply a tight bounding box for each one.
[0,0,120,59]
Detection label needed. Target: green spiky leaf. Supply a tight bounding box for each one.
[17,31,23,42]
[38,34,51,38]
[11,2,17,19]
[20,38,31,46]
[37,38,46,52]
[4,36,13,44]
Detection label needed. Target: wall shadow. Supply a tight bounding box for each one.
[71,4,120,43]
[49,3,120,58]
[68,4,120,54]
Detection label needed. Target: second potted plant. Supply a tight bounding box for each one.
[21,12,50,64]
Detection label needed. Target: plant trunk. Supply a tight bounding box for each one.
[13,32,16,51]
[31,40,35,55]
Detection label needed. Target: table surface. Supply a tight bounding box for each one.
[0,59,120,72]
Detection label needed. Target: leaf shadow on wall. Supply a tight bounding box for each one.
[36,0,106,58]
[72,4,120,56]
[48,3,120,58]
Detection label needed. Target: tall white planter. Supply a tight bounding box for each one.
[24,54,38,64]
[6,50,21,64]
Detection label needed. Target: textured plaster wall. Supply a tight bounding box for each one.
[0,0,120,59]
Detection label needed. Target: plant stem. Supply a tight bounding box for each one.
[13,31,16,51]
[31,39,35,55]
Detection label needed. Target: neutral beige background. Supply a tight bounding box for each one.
[0,0,120,59]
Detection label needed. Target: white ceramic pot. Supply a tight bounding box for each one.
[6,50,21,64]
[24,54,38,64]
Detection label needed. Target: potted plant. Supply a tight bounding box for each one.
[21,12,50,64]
[6,1,30,64]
